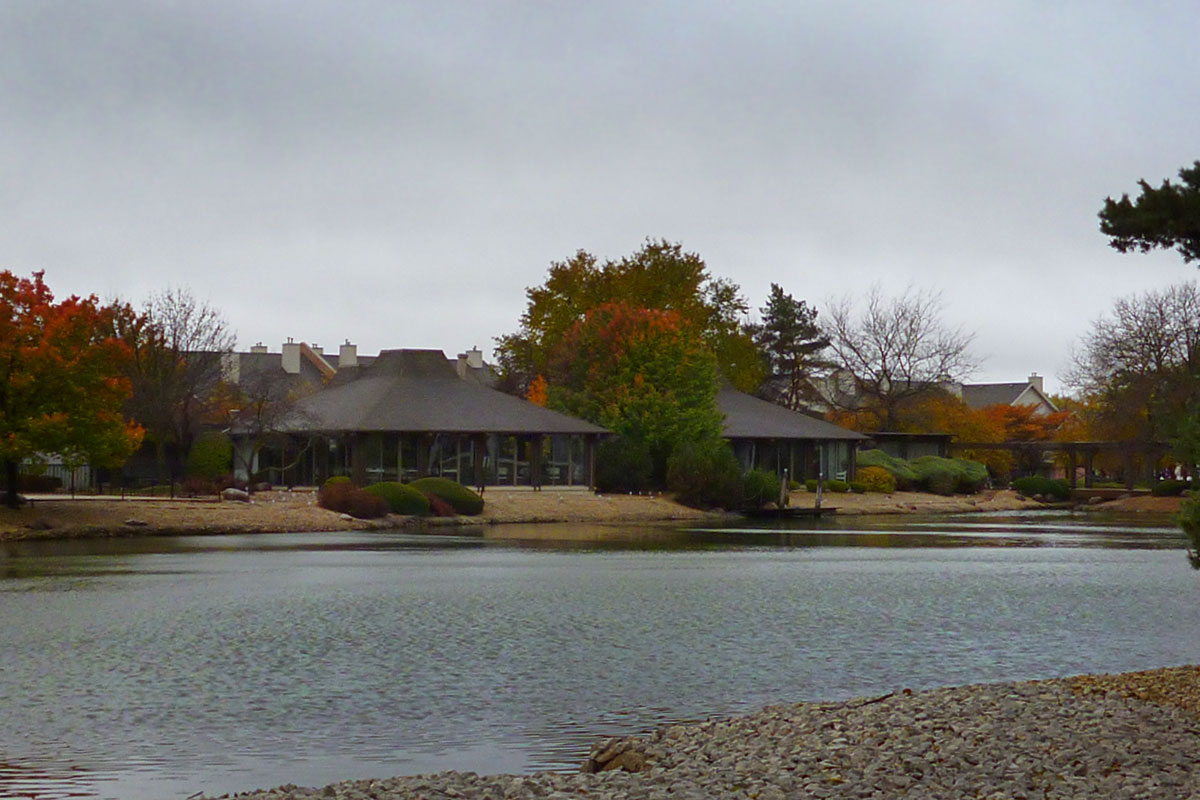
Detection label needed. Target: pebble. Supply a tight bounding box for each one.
[203,671,1200,800]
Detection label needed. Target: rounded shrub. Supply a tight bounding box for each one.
[825,479,851,493]
[666,438,743,510]
[805,479,818,493]
[855,465,896,494]
[1152,479,1188,497]
[911,456,958,495]
[850,481,867,494]
[186,431,233,481]
[318,481,390,519]
[595,436,654,494]
[742,469,782,509]
[855,449,918,489]
[910,456,988,495]
[365,481,431,515]
[952,458,989,493]
[324,475,353,488]
[1011,475,1071,501]
[408,477,484,515]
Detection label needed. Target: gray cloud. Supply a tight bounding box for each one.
[2,1,1198,393]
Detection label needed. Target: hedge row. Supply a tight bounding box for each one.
[854,450,988,495]
[318,476,484,518]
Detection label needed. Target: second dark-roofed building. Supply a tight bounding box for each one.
[718,385,868,482]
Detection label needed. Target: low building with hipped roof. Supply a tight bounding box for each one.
[230,347,607,488]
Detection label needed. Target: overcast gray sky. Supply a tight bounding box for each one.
[3,1,1198,394]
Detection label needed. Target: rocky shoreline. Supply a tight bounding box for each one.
[206,666,1200,800]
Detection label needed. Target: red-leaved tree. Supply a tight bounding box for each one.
[0,271,143,506]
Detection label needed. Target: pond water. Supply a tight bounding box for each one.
[2,511,1199,799]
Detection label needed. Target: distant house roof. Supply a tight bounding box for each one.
[284,349,607,435]
[961,379,1057,414]
[717,386,867,441]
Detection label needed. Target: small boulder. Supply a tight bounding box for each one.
[221,487,250,503]
[580,738,648,774]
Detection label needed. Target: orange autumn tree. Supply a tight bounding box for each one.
[0,270,143,506]
[900,391,1014,479]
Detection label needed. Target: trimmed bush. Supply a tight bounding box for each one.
[910,455,988,495]
[666,438,743,510]
[318,482,390,518]
[825,479,851,493]
[855,449,919,489]
[324,475,353,488]
[595,436,654,493]
[427,494,457,517]
[953,458,989,493]
[742,469,782,509]
[408,477,484,515]
[788,480,801,491]
[805,479,818,492]
[186,431,233,481]
[181,476,218,497]
[1152,479,1189,497]
[365,481,431,515]
[16,473,62,492]
[1012,475,1071,501]
[855,465,896,494]
[850,481,867,494]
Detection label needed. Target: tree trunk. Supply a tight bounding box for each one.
[4,459,19,509]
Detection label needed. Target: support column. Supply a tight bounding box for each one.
[530,434,544,490]
[1067,448,1077,489]
[349,433,366,487]
[1084,450,1095,488]
[587,437,597,490]
[473,434,487,492]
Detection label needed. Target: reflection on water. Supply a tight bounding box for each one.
[1,513,1197,799]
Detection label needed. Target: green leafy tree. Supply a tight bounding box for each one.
[747,283,831,410]
[1100,161,1200,263]
[546,301,725,482]
[495,239,761,394]
[0,271,143,507]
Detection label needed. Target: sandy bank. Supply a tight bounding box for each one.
[0,487,1179,542]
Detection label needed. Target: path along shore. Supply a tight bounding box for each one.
[0,487,1179,542]
[205,666,1200,800]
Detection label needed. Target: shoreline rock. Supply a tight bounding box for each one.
[205,666,1200,799]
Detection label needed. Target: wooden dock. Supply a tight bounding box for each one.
[741,506,837,519]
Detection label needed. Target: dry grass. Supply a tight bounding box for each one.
[0,487,1181,542]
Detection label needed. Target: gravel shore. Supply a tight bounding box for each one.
[207,667,1200,800]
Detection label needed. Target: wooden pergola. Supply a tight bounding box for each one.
[949,440,1171,489]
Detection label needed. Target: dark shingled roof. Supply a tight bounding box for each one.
[286,349,608,435]
[962,382,1026,408]
[961,382,1054,410]
[718,386,867,441]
